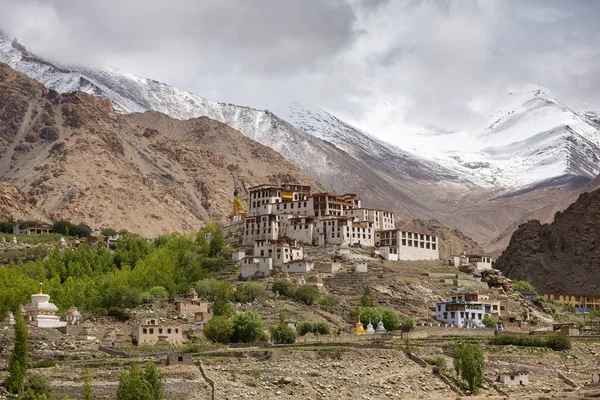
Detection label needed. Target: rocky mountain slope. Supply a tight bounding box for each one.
[0,63,319,236]
[2,32,599,250]
[496,187,600,295]
[0,181,47,222]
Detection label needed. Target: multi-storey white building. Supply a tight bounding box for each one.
[436,292,501,328]
[243,214,281,246]
[241,257,273,278]
[280,216,316,244]
[450,254,494,270]
[253,239,303,267]
[376,229,439,260]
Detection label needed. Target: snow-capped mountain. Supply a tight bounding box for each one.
[2,31,600,249]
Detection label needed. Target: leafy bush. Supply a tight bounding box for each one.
[195,278,219,300]
[293,285,319,305]
[489,334,571,351]
[316,294,339,312]
[22,374,60,400]
[272,280,296,297]
[213,281,233,317]
[269,324,297,344]
[234,282,266,303]
[32,360,56,369]
[313,322,331,335]
[148,286,169,299]
[52,220,92,238]
[424,355,447,372]
[513,281,536,292]
[452,343,484,393]
[231,311,264,343]
[296,321,314,336]
[482,315,496,328]
[116,362,163,400]
[380,308,400,331]
[101,228,117,237]
[204,316,234,344]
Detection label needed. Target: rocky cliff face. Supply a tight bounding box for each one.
[496,187,600,295]
[0,64,320,236]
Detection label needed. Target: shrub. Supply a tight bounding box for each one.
[231,311,263,343]
[22,374,59,400]
[452,343,484,393]
[488,334,571,351]
[204,316,234,344]
[380,308,400,331]
[116,362,163,400]
[234,282,266,303]
[424,355,447,372]
[482,315,496,328]
[313,322,331,335]
[101,228,117,237]
[195,278,219,300]
[213,281,234,317]
[272,280,296,297]
[513,281,536,292]
[296,321,314,336]
[84,368,93,400]
[32,360,56,369]
[316,294,339,312]
[4,314,28,394]
[148,286,169,299]
[269,324,297,344]
[293,285,319,305]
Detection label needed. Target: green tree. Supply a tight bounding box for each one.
[144,362,163,400]
[269,311,297,344]
[52,220,72,236]
[296,321,314,336]
[359,307,382,328]
[117,363,153,400]
[208,229,224,258]
[213,281,233,317]
[482,315,496,328]
[195,278,219,300]
[203,316,234,344]
[4,313,29,395]
[452,343,484,393]
[234,282,266,303]
[231,311,263,343]
[513,281,536,292]
[361,286,373,308]
[101,228,117,237]
[314,322,331,335]
[402,317,416,333]
[293,285,319,305]
[272,280,296,297]
[84,368,94,400]
[380,308,400,331]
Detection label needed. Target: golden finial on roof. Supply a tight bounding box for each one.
[38,282,43,294]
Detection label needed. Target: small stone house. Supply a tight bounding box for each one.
[131,318,183,345]
[497,371,528,386]
[282,260,314,273]
[165,353,193,366]
[354,262,368,272]
[314,261,341,274]
[232,251,246,262]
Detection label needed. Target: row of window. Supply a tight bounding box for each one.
[142,327,179,335]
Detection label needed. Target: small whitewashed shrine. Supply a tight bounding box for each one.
[22,283,67,328]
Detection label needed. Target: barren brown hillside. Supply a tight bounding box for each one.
[0,63,321,236]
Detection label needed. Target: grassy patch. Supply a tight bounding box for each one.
[32,360,57,368]
[489,334,571,351]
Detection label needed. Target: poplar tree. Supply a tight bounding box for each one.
[83,368,94,400]
[4,313,28,395]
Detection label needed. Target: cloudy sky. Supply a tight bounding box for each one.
[1,0,599,142]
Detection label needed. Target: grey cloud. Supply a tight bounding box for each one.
[0,0,599,141]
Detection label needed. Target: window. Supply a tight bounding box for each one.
[143,328,147,334]
[168,329,172,334]
[175,329,179,334]
[149,328,154,334]
[178,356,183,362]
[159,328,163,334]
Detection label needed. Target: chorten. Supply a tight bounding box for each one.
[354,317,366,335]
[366,319,375,335]
[375,320,386,334]
[22,283,66,328]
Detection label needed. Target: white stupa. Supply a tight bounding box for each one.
[375,320,387,334]
[366,319,376,335]
[22,283,66,328]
